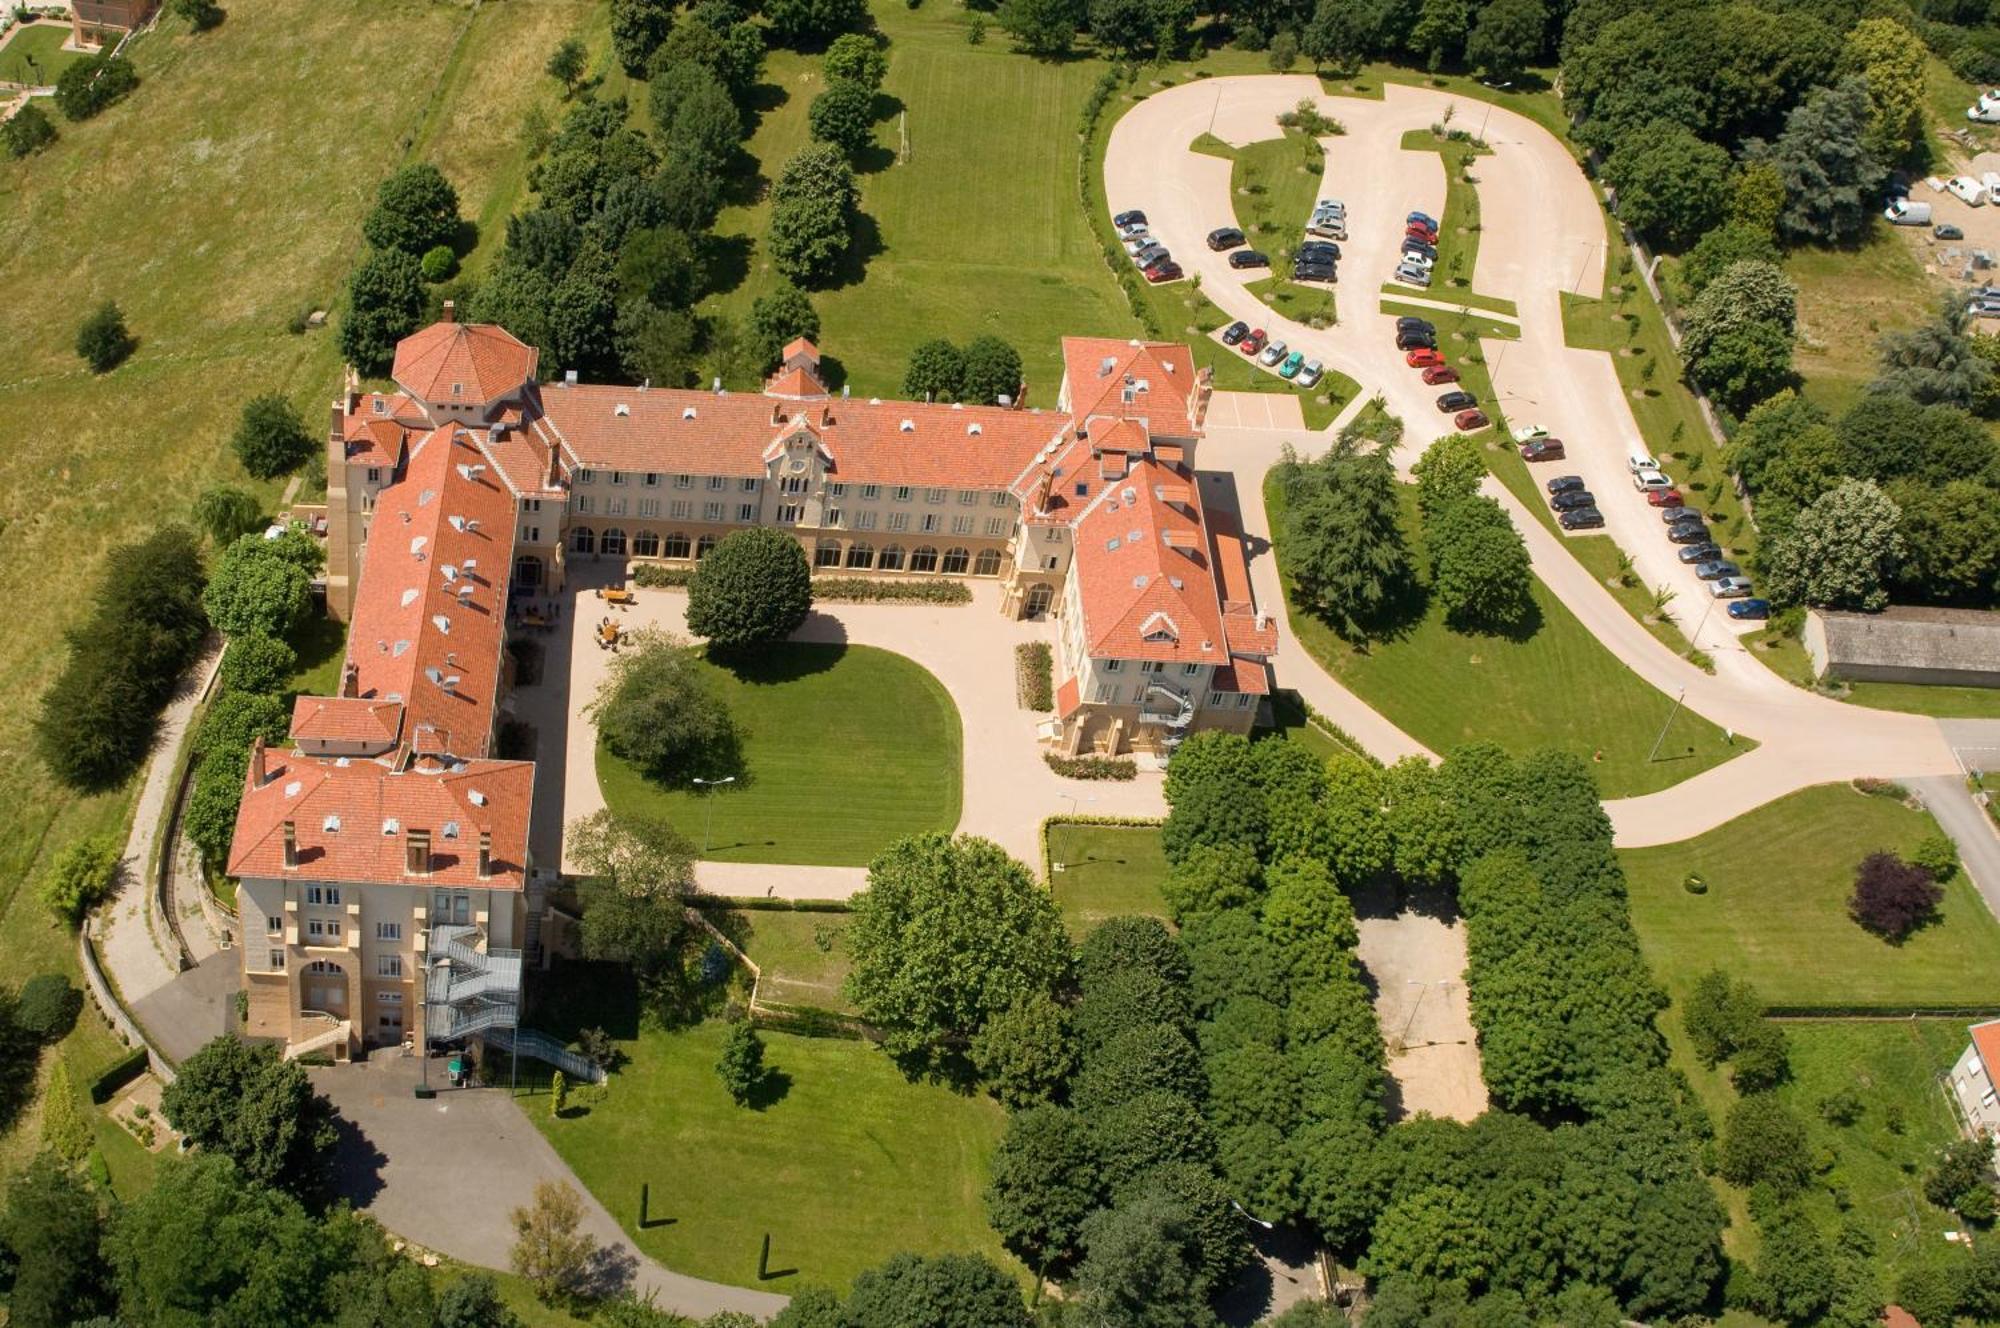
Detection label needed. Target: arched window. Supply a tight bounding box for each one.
[600,527,627,556]
[663,532,692,559]
[940,547,970,575]
[695,534,718,559]
[909,546,939,573]
[631,530,660,558]
[814,539,843,568]
[571,526,595,554]
[973,547,1003,576]
[878,544,905,571]
[845,542,875,569]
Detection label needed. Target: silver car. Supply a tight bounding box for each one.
[1394,262,1432,287]
[1297,358,1324,388]
[1709,576,1754,598]
[1693,559,1741,581]
[1258,339,1289,367]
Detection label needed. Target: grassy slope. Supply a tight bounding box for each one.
[595,643,961,866]
[0,0,599,1175]
[532,1020,1019,1291]
[1265,475,1741,797]
[1047,823,1171,936]
[1783,224,1935,419]
[1623,783,2000,1009]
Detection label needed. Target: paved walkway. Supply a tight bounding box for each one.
[312,1056,789,1321]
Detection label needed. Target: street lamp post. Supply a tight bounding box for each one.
[1230,1198,1276,1230]
[691,776,736,857]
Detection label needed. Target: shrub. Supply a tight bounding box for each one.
[1849,850,1944,941]
[53,54,138,121]
[1911,833,1960,883]
[1016,642,1053,711]
[170,0,225,29]
[361,162,463,256]
[218,631,297,695]
[1720,1094,1813,1195]
[810,576,971,604]
[420,244,458,282]
[75,300,135,372]
[1044,754,1137,781]
[1,101,56,158]
[1926,1135,1997,1219]
[1818,1088,1863,1126]
[589,629,736,784]
[631,564,694,588]
[230,393,313,479]
[15,975,82,1042]
[685,528,813,649]
[39,836,121,927]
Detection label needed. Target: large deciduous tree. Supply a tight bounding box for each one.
[808,80,877,159]
[1604,121,1733,253]
[1754,76,1884,247]
[231,392,314,479]
[984,1104,1102,1276]
[764,0,866,50]
[746,282,821,373]
[362,163,462,256]
[202,532,318,638]
[998,0,1080,57]
[339,247,426,374]
[1463,0,1544,82]
[160,1036,339,1201]
[1762,477,1904,611]
[684,527,813,650]
[1276,432,1414,640]
[840,1252,1032,1327]
[959,336,1025,405]
[565,810,697,977]
[767,143,859,287]
[1425,493,1534,633]
[589,629,737,783]
[1842,17,1929,167]
[1,1151,112,1328]
[845,834,1070,1072]
[610,0,674,74]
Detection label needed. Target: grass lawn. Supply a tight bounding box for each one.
[1046,822,1170,936]
[1783,224,1936,419]
[1266,474,1741,797]
[1229,131,1325,269]
[1623,783,2000,1010]
[1245,273,1337,329]
[1262,689,1371,762]
[723,908,857,1015]
[285,612,348,699]
[532,1020,1019,1291]
[0,21,82,84]
[596,643,960,867]
[0,0,600,1178]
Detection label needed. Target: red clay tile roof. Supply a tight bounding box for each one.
[343,425,517,760]
[290,696,405,749]
[763,365,830,399]
[1071,456,1230,665]
[782,337,820,363]
[1062,337,1200,439]
[476,424,561,498]
[536,386,1069,490]
[392,321,538,407]
[1210,658,1270,696]
[1056,676,1083,719]
[1883,1308,1921,1328]
[227,751,533,890]
[1972,1020,2000,1082]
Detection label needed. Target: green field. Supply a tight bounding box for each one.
[0,21,82,84]
[725,907,857,1015]
[1230,131,1324,267]
[595,643,960,866]
[1782,224,1936,420]
[1046,822,1170,936]
[1624,783,2000,1010]
[532,1020,1018,1291]
[1266,474,1742,797]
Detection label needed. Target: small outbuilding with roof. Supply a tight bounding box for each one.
[1803,606,2000,689]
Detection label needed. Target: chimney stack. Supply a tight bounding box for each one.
[442,299,456,325]
[341,662,360,698]
[281,820,298,869]
[477,830,492,880]
[250,736,267,788]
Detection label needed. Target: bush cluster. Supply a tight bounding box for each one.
[52,53,138,121]
[1043,754,1135,781]
[810,576,971,604]
[1016,642,1053,711]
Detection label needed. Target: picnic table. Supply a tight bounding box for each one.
[598,620,622,648]
[598,587,636,606]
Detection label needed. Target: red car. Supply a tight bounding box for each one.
[1240,329,1267,355]
[1405,348,1444,368]
[1520,438,1565,461]
[1406,224,1438,242]
[1645,488,1685,507]
[1421,364,1460,385]
[1455,409,1490,431]
[1144,262,1183,283]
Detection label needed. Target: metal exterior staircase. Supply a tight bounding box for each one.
[1139,680,1196,753]
[422,922,601,1083]
[488,1026,604,1084]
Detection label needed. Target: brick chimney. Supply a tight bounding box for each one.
[281,820,298,869]
[249,736,267,788]
[477,830,492,880]
[341,662,360,698]
[442,299,456,325]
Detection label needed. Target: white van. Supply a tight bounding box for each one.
[1981,172,2000,203]
[1886,198,1934,225]
[1949,175,1988,206]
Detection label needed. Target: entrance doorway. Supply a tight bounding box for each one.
[1024,584,1054,618]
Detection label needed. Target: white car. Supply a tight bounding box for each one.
[1258,339,1289,367]
[1627,454,1660,474]
[1971,92,2000,122]
[1307,219,1347,240]
[1513,425,1550,444]
[1296,358,1324,389]
[1632,469,1673,492]
[1316,198,1346,215]
[1709,576,1754,598]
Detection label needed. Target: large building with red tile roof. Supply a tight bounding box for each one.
[1950,1019,2000,1134]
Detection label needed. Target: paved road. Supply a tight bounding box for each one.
[1912,776,2000,920]
[313,1056,789,1321]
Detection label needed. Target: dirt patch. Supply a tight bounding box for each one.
[1350,879,1487,1123]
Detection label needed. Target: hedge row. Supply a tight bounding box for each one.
[810,576,971,604]
[89,1047,149,1105]
[1044,754,1136,781]
[631,564,694,588]
[1016,642,1053,711]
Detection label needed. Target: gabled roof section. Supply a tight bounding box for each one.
[290,696,405,750]
[392,320,538,408]
[1062,337,1199,439]
[1973,1019,2000,1083]
[1071,457,1227,665]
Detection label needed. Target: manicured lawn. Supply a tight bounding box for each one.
[532,1020,1019,1291]
[723,908,857,1015]
[1046,822,1169,936]
[0,22,82,85]
[1266,475,1743,798]
[285,612,348,699]
[1262,689,1370,761]
[1624,783,2000,1010]
[1230,131,1324,267]
[1245,273,1337,329]
[596,643,960,867]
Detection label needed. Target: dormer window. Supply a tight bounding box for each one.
[371,399,387,416]
[451,383,463,397]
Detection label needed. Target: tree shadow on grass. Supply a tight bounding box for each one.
[707,640,847,686]
[821,210,884,292]
[529,961,642,1042]
[700,232,755,300]
[745,1065,793,1111]
[742,80,790,132]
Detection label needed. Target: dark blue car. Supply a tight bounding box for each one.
[1726,598,1771,620]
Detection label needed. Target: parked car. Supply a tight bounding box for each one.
[1221,321,1250,346]
[1884,198,1932,226]
[1407,210,1437,227]
[1319,198,1347,214]
[1559,506,1606,530]
[1297,359,1324,389]
[1421,365,1461,385]
[1113,209,1147,228]
[1144,262,1183,283]
[1400,250,1435,270]
[1230,250,1270,269]
[1259,339,1289,367]
[1645,488,1685,508]
[1402,240,1438,262]
[1632,469,1674,492]
[1454,409,1489,430]
[1694,559,1742,581]
[1436,390,1477,412]
[1207,227,1246,250]
[1710,576,1755,598]
[1394,263,1433,288]
[1294,260,1336,280]
[1396,329,1436,351]
[1676,542,1722,564]
[1627,454,1661,474]
[1666,522,1712,544]
[1301,240,1340,259]
[1936,223,1967,240]
[1279,350,1306,379]
[1545,474,1586,495]
[1307,220,1348,240]
[1520,438,1566,461]
[1406,223,1439,242]
[1116,220,1149,241]
[1727,598,1771,620]
[1406,348,1444,368]
[1661,505,1701,524]
[1949,175,1987,206]
[1396,316,1434,334]
[1134,242,1168,267]
[1513,425,1550,443]
[1551,490,1597,512]
[1241,329,1267,355]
